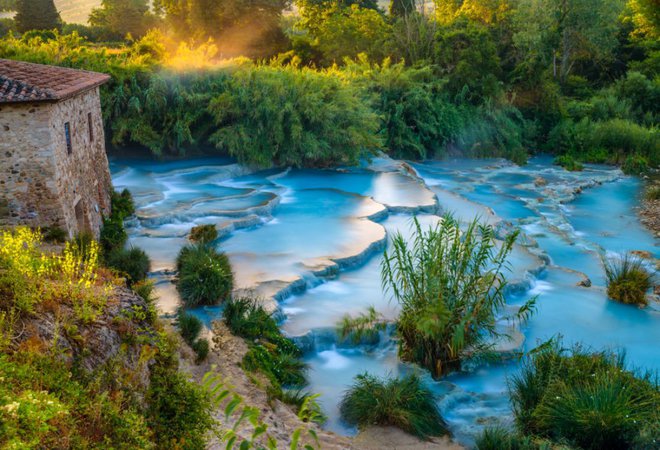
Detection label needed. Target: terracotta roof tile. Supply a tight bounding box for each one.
[0,59,111,104]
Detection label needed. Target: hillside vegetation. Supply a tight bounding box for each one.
[0,0,656,171]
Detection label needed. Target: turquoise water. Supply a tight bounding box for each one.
[111,155,659,447]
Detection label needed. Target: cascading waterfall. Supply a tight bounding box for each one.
[111,154,659,447]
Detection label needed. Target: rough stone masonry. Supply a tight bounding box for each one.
[0,59,113,238]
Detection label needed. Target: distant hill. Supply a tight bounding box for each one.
[54,0,101,24]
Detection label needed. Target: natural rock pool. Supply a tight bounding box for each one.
[110,155,659,447]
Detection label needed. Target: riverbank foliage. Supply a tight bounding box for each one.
[493,340,660,450]
[603,254,654,305]
[223,297,307,400]
[339,373,446,439]
[0,0,656,170]
[0,228,214,448]
[176,243,233,307]
[382,215,536,377]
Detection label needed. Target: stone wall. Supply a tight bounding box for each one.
[0,87,112,237]
[49,88,112,237]
[0,101,63,230]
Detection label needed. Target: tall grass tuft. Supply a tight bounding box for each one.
[223,297,307,393]
[603,254,653,305]
[337,306,386,345]
[382,214,535,377]
[176,244,233,307]
[475,427,546,450]
[508,340,660,450]
[339,373,446,439]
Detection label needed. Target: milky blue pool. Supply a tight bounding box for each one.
[111,155,659,447]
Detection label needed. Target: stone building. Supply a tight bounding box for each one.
[0,59,113,238]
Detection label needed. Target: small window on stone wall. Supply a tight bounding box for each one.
[87,112,94,142]
[64,122,72,155]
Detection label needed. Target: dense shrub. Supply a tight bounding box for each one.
[382,215,535,377]
[553,154,583,171]
[509,341,660,450]
[176,244,233,307]
[100,217,128,254]
[339,373,446,439]
[111,189,136,220]
[147,363,214,450]
[622,154,650,175]
[189,224,218,245]
[0,228,214,448]
[209,63,381,168]
[603,254,653,305]
[223,297,306,392]
[105,246,151,286]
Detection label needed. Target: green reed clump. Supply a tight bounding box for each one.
[176,244,233,307]
[339,373,446,439]
[603,254,653,305]
[176,310,209,363]
[553,154,584,172]
[223,297,306,394]
[475,427,552,450]
[509,340,660,450]
[337,306,386,345]
[382,214,535,377]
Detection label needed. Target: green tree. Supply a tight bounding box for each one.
[435,18,503,102]
[89,0,156,40]
[513,0,624,83]
[14,0,61,33]
[390,0,415,17]
[315,4,392,63]
[295,0,380,36]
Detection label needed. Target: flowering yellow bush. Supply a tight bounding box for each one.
[0,227,111,321]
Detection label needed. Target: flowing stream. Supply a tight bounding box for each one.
[111,155,659,447]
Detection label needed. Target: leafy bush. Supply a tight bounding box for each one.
[209,63,381,168]
[339,373,446,439]
[100,217,128,254]
[132,279,158,323]
[553,154,584,171]
[622,154,650,175]
[603,254,653,305]
[176,244,233,307]
[105,246,151,286]
[0,228,214,448]
[223,297,306,392]
[111,189,136,220]
[147,364,214,449]
[382,215,535,377]
[509,340,660,450]
[189,224,218,245]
